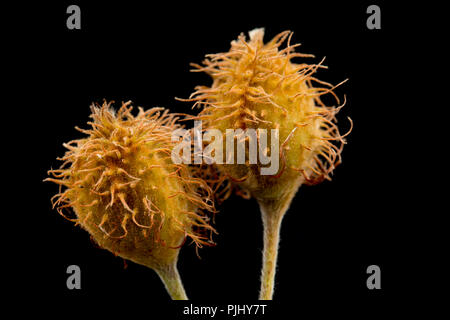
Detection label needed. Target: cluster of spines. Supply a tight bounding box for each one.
[179,29,352,186]
[46,101,215,249]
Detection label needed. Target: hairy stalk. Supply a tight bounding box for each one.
[258,186,299,300]
[155,262,188,300]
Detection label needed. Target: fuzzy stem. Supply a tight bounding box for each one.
[258,187,299,300]
[155,262,188,300]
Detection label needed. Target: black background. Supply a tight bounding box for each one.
[7,1,437,317]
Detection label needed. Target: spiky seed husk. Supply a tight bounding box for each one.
[46,101,215,270]
[183,28,352,300]
[182,28,352,202]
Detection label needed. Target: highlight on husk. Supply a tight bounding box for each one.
[180,28,352,299]
[45,101,216,300]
